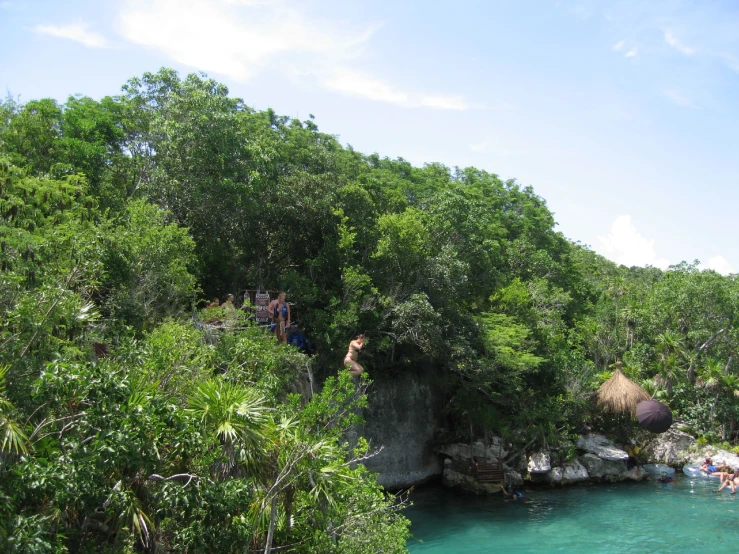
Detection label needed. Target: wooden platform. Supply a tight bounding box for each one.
[474,461,504,484]
[449,459,504,484]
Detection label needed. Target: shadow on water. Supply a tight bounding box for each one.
[406,476,739,554]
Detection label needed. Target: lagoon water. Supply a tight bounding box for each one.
[406,476,739,553]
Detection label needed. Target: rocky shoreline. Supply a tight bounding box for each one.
[438,428,739,494]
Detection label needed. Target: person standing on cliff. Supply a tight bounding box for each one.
[344,334,365,376]
[268,292,290,343]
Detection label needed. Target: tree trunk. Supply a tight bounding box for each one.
[264,495,277,554]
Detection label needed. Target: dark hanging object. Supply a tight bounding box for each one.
[636,399,673,433]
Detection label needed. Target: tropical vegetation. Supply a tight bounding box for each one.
[1,68,738,552]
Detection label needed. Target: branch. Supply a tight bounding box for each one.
[148,473,213,487]
[30,412,85,441]
[698,328,727,353]
[341,445,384,467]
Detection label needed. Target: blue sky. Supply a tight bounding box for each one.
[2,0,738,273]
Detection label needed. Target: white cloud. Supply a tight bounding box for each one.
[323,70,408,105]
[419,95,468,111]
[33,22,107,48]
[625,47,638,58]
[597,215,669,269]
[611,40,625,52]
[699,255,734,275]
[718,52,739,74]
[664,31,695,55]
[469,137,513,156]
[321,69,468,110]
[663,89,696,108]
[117,0,467,110]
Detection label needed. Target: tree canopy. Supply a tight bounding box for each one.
[1,68,738,552]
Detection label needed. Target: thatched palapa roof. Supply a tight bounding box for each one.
[595,362,650,416]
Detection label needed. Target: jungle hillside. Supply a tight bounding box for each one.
[1,68,738,553]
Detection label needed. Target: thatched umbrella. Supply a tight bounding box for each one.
[595,362,651,416]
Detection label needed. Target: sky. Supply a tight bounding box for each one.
[1,0,738,274]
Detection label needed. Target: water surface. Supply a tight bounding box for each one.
[406,476,739,553]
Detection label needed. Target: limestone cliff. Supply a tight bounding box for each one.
[357,368,446,489]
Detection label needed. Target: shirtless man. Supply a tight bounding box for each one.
[344,334,365,376]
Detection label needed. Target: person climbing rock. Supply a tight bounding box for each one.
[344,334,365,376]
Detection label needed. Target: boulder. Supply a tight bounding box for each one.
[642,428,696,466]
[577,434,628,461]
[562,459,590,484]
[580,453,605,478]
[689,447,739,468]
[548,467,563,485]
[580,453,632,481]
[527,451,552,474]
[624,466,648,481]
[504,468,523,486]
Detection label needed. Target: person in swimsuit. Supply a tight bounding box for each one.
[268,292,291,343]
[657,471,674,483]
[715,469,739,493]
[343,334,365,376]
[501,484,524,500]
[700,458,730,475]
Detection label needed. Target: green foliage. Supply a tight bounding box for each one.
[4,67,739,551]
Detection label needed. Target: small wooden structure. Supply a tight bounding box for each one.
[449,458,504,484]
[474,461,505,484]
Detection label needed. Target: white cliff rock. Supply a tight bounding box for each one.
[562,459,590,484]
[642,428,695,466]
[548,467,563,484]
[504,468,523,486]
[527,451,552,474]
[580,453,605,478]
[577,434,629,461]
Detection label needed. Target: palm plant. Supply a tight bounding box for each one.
[0,365,29,455]
[187,378,270,477]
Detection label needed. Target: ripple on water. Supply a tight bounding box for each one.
[406,477,739,554]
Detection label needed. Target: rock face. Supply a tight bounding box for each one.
[358,368,445,488]
[579,453,605,478]
[528,452,552,474]
[562,460,590,484]
[504,468,523,486]
[577,435,629,461]
[549,460,589,485]
[689,447,739,468]
[439,440,507,462]
[642,428,696,466]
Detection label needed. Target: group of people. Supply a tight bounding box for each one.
[205,291,368,375]
[700,458,739,493]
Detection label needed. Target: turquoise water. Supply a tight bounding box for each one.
[406,476,739,553]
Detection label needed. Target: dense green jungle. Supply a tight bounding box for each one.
[1,68,738,553]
